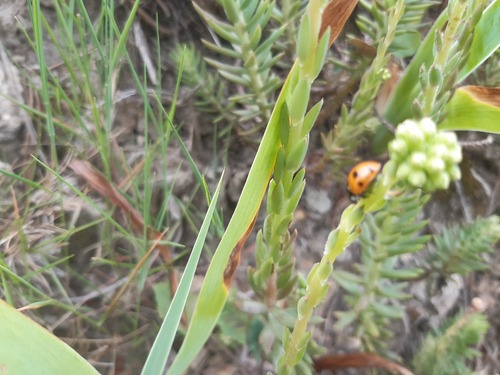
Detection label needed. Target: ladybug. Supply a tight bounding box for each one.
[347,161,381,196]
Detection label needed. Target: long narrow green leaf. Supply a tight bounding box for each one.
[0,299,99,374]
[109,0,140,70]
[166,62,298,375]
[458,0,500,82]
[141,172,225,375]
[382,12,448,125]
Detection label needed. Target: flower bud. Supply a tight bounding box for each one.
[388,118,462,192]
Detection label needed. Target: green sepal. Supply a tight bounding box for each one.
[254,230,267,267]
[205,57,245,75]
[255,25,286,58]
[258,52,286,72]
[332,273,363,296]
[201,15,239,44]
[248,25,262,50]
[317,261,332,282]
[247,0,273,32]
[289,169,306,196]
[201,39,240,59]
[252,258,274,286]
[295,332,312,363]
[282,327,291,346]
[386,235,431,255]
[371,301,404,319]
[279,102,290,145]
[287,77,311,125]
[241,0,259,21]
[274,147,286,182]
[221,0,241,24]
[297,13,311,65]
[324,229,339,251]
[363,316,380,338]
[379,267,424,280]
[377,284,412,299]
[429,64,443,88]
[243,52,257,69]
[247,268,261,292]
[277,275,298,300]
[266,179,277,213]
[275,214,293,236]
[218,69,251,86]
[286,178,306,213]
[342,204,365,232]
[263,214,273,243]
[310,29,331,80]
[285,136,309,171]
[301,100,323,137]
[334,269,364,284]
[277,261,294,288]
[269,180,285,214]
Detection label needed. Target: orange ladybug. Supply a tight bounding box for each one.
[347,161,382,196]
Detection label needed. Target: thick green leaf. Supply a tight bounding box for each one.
[0,299,99,374]
[439,86,500,133]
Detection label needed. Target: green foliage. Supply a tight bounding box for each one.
[170,44,235,124]
[322,1,404,170]
[412,312,489,375]
[414,0,488,120]
[333,190,430,355]
[357,0,436,57]
[272,0,307,61]
[0,300,99,375]
[426,216,500,277]
[381,0,492,132]
[194,0,285,124]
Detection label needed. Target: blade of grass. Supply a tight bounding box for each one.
[28,0,57,166]
[141,171,225,375]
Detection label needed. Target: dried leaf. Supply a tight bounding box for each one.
[320,0,359,46]
[223,214,258,288]
[69,160,176,289]
[313,352,414,375]
[459,85,500,107]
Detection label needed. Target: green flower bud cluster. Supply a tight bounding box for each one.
[388,118,462,191]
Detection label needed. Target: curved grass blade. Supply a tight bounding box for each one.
[141,172,225,375]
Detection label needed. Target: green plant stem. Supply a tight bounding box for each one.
[278,163,398,373]
[420,0,467,116]
[237,20,272,120]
